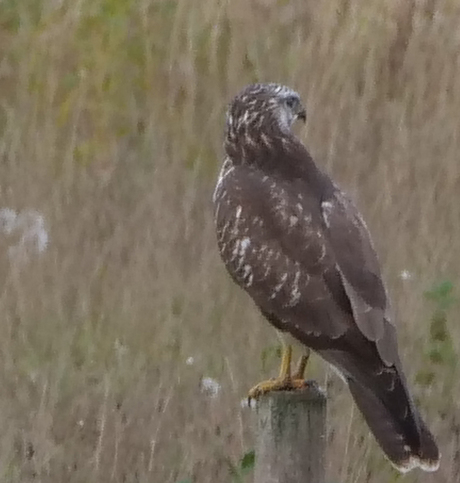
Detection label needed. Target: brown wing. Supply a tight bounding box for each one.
[321,191,399,366]
[213,163,353,339]
[214,163,400,368]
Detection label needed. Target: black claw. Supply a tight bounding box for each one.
[304,379,319,389]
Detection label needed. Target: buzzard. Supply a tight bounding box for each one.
[212,83,440,472]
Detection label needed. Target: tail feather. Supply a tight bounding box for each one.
[347,379,440,472]
[416,416,440,472]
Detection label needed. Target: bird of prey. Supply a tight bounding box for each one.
[212,83,440,472]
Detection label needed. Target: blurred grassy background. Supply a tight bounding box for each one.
[0,0,458,481]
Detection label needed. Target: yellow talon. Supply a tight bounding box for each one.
[293,348,310,380]
[248,345,311,402]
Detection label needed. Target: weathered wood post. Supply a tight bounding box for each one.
[254,386,327,483]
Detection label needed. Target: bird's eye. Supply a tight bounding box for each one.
[285,96,297,109]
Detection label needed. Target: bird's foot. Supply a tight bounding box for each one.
[247,376,310,403]
[247,347,311,403]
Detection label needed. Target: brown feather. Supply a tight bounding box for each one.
[213,83,440,472]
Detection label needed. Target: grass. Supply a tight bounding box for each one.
[0,0,459,481]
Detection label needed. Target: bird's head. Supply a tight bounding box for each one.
[226,83,306,140]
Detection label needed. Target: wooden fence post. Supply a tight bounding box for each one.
[254,386,327,483]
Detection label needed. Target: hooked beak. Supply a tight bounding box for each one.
[297,107,307,123]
